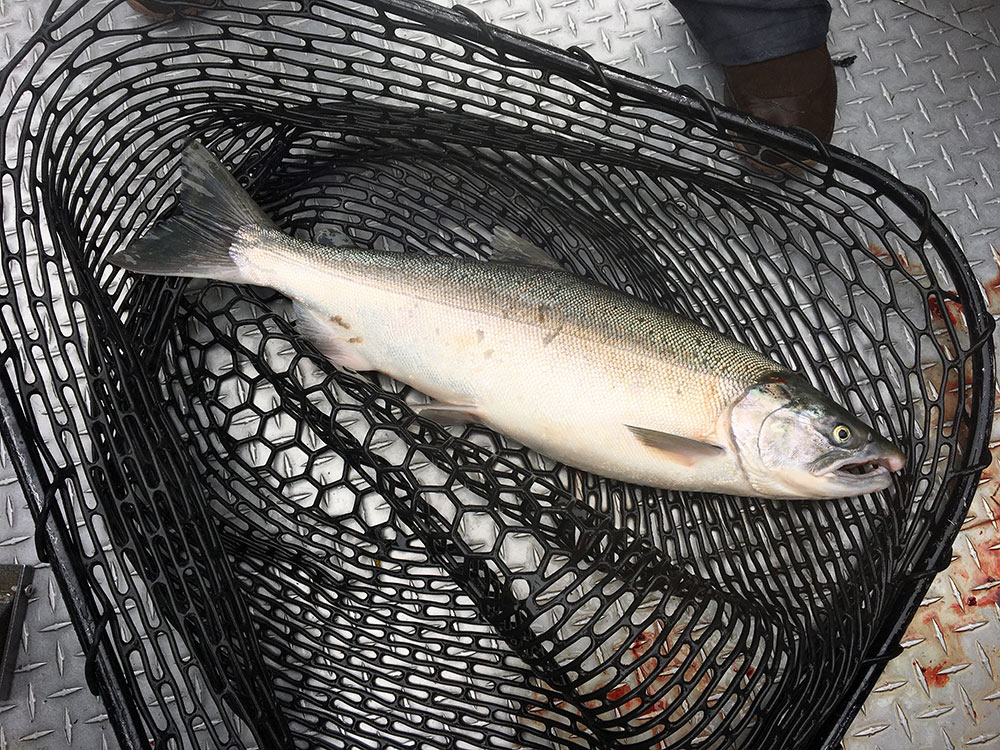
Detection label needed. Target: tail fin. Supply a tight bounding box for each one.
[108,142,276,281]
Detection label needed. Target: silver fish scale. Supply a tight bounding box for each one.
[257,229,781,387]
[0,1,997,749]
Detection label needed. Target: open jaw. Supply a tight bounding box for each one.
[824,453,903,481]
[833,460,890,479]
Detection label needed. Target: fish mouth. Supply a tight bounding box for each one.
[820,451,905,485]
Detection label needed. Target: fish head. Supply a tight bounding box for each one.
[729,373,906,499]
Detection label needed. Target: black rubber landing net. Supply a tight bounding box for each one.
[0,1,994,749]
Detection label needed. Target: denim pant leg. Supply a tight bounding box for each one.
[669,0,832,66]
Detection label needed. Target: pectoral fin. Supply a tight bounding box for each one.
[411,401,483,425]
[626,425,724,467]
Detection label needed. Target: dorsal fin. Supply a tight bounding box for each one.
[490,228,562,270]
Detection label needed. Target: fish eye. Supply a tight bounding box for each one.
[832,424,852,445]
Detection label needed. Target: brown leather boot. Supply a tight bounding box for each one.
[723,44,837,158]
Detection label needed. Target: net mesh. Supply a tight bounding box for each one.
[0,1,994,748]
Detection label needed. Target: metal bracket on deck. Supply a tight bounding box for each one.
[0,564,34,700]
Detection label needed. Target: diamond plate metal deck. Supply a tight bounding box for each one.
[0,447,118,749]
[1,0,997,747]
[1,0,124,744]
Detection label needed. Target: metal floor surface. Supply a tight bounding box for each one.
[1,0,998,748]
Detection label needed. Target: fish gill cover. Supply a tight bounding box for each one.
[0,1,993,749]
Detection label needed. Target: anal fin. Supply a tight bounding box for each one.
[293,301,373,372]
